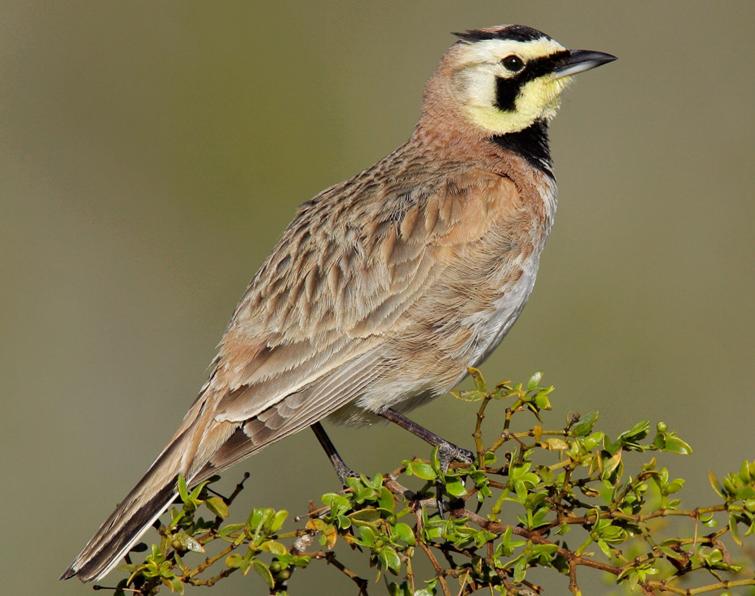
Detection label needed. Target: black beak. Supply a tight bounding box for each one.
[552,50,617,79]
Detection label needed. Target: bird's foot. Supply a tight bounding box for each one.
[434,442,474,518]
[437,441,475,473]
[334,460,360,487]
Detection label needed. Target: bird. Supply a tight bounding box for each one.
[62,24,616,583]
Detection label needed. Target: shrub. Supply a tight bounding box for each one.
[97,371,754,595]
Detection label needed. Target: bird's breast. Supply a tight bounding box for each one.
[460,175,557,366]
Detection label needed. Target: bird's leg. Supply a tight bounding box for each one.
[379,408,475,470]
[311,422,358,486]
[380,408,474,517]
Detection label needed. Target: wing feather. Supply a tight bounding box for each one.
[190,349,385,485]
[203,166,519,437]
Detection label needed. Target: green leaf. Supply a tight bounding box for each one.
[357,525,377,547]
[177,475,190,504]
[596,539,612,557]
[570,411,599,437]
[451,389,486,402]
[393,522,416,545]
[583,431,604,451]
[188,481,206,503]
[407,461,437,481]
[513,556,527,582]
[708,471,723,497]
[344,475,364,493]
[261,540,288,556]
[415,578,438,596]
[270,510,288,532]
[205,496,229,519]
[379,546,402,573]
[253,560,275,588]
[602,450,623,480]
[469,367,487,392]
[617,420,650,448]
[378,486,395,512]
[534,391,551,410]
[666,478,685,495]
[322,492,351,514]
[349,508,380,523]
[729,513,742,546]
[527,371,543,391]
[739,460,754,483]
[366,473,384,490]
[445,479,467,497]
[663,434,692,455]
[652,423,693,455]
[542,437,568,450]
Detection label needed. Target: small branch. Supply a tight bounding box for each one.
[185,567,236,587]
[459,509,623,576]
[473,396,492,462]
[646,578,755,595]
[186,543,236,578]
[416,509,452,596]
[567,561,579,595]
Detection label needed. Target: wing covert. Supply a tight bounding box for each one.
[209,166,519,424]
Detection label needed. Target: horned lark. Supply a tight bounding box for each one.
[63,24,615,582]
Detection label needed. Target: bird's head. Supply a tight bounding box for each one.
[427,25,616,137]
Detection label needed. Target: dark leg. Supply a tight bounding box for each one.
[311,422,358,485]
[380,408,474,517]
[379,408,474,470]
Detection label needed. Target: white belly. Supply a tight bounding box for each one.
[463,253,541,367]
[464,177,556,366]
[335,254,542,426]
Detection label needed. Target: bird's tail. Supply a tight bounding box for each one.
[60,427,193,582]
[61,373,339,582]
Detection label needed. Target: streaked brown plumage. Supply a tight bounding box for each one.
[63,24,615,582]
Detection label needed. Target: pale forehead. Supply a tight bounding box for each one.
[454,37,566,66]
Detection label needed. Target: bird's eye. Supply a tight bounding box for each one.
[501,55,525,72]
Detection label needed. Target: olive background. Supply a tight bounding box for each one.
[1,2,753,594]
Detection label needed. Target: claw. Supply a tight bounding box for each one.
[435,483,445,518]
[334,461,360,487]
[437,441,474,472]
[434,441,474,518]
[312,422,360,487]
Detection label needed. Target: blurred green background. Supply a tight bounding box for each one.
[1,1,753,594]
